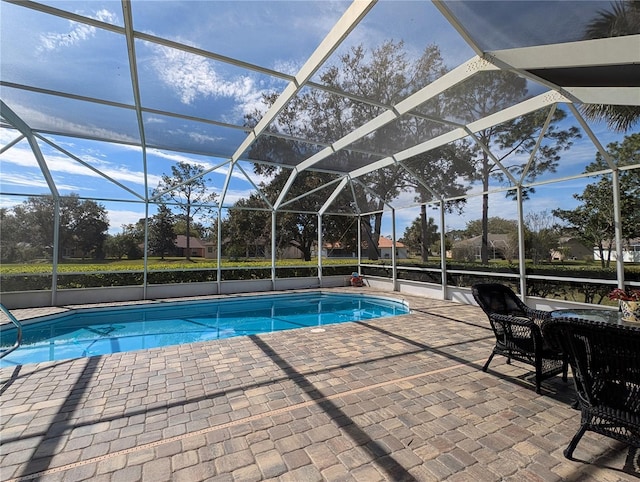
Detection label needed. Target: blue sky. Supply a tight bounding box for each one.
[0,1,631,238]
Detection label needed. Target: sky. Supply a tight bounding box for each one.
[0,0,632,239]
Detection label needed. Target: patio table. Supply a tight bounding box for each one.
[550,308,640,328]
[542,309,640,459]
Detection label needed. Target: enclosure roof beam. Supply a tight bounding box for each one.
[519,104,557,183]
[273,55,494,210]
[293,56,495,174]
[465,129,519,186]
[0,100,59,198]
[121,0,149,201]
[37,133,145,201]
[566,104,616,170]
[348,91,570,179]
[230,0,375,210]
[0,132,25,155]
[432,0,484,57]
[319,178,350,216]
[488,35,640,69]
[564,87,640,106]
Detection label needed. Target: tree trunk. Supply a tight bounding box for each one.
[420,204,428,262]
[481,152,490,264]
[185,205,191,261]
[361,218,379,260]
[598,243,606,268]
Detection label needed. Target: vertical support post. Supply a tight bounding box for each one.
[439,200,447,300]
[391,208,397,291]
[516,186,527,299]
[271,211,277,290]
[51,197,60,306]
[357,214,362,274]
[317,214,323,288]
[216,207,222,294]
[612,169,625,289]
[143,202,149,299]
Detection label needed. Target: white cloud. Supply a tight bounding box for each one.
[145,41,270,122]
[145,116,166,124]
[107,209,145,234]
[141,153,268,188]
[0,172,80,191]
[272,59,302,77]
[0,196,22,209]
[0,132,154,192]
[5,103,138,145]
[188,132,223,144]
[146,148,221,170]
[38,9,118,52]
[221,188,263,206]
[150,44,262,107]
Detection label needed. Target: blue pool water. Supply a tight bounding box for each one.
[0,292,408,367]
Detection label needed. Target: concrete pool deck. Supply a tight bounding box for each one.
[1,288,638,481]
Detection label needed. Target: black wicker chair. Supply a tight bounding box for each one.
[542,317,640,459]
[472,283,568,393]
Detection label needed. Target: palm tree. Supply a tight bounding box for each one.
[580,0,640,131]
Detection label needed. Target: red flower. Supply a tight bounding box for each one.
[608,288,640,301]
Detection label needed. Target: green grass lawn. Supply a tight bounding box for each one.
[0,257,361,274]
[1,255,637,275]
[2,256,636,305]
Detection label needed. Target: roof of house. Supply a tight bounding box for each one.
[376,237,405,249]
[325,237,405,249]
[174,235,206,249]
[453,234,512,248]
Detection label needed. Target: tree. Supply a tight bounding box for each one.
[173,218,206,238]
[223,196,271,259]
[404,143,474,262]
[401,215,439,260]
[553,133,640,268]
[524,211,561,265]
[448,72,580,263]
[71,199,109,259]
[154,162,217,261]
[0,207,38,262]
[245,40,472,260]
[464,217,518,237]
[580,0,640,131]
[258,170,350,261]
[554,179,617,267]
[148,205,176,259]
[4,194,109,260]
[105,232,142,260]
[328,42,455,260]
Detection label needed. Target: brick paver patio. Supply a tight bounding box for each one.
[1,288,638,481]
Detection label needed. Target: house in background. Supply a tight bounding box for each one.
[174,235,206,258]
[451,234,515,261]
[593,238,640,263]
[376,237,408,259]
[324,237,408,259]
[550,237,593,261]
[204,242,216,260]
[322,241,355,258]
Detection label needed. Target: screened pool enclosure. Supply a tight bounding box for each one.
[1,0,639,309]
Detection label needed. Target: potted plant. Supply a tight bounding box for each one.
[608,288,640,322]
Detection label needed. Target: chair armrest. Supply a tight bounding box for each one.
[524,307,552,323]
[490,313,535,327]
[490,313,546,345]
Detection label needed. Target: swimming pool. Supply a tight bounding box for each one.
[0,292,409,367]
